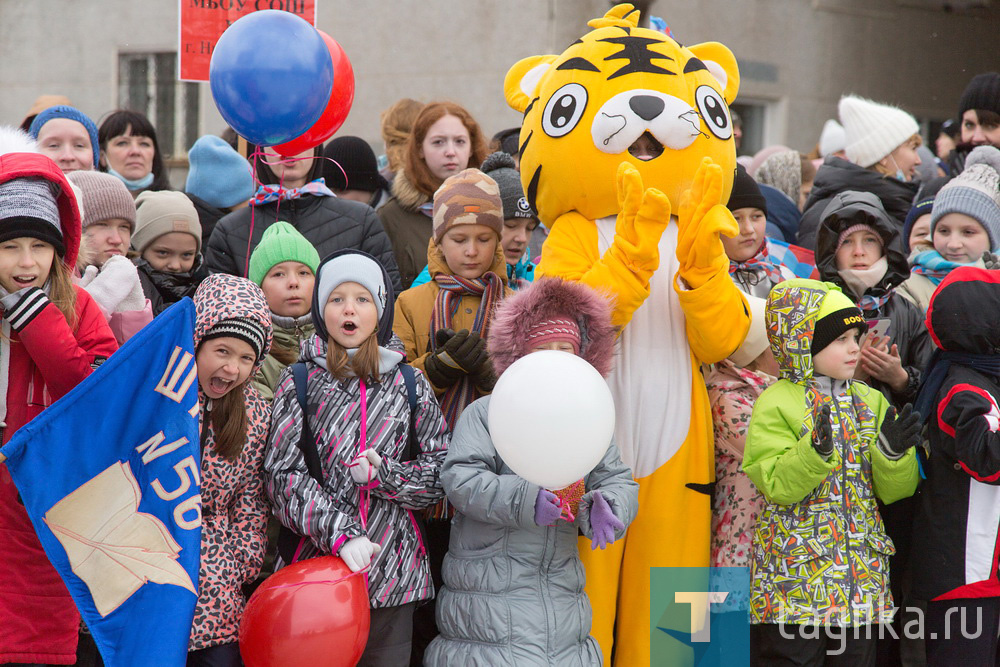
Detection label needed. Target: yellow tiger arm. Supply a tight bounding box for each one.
[537,211,658,329]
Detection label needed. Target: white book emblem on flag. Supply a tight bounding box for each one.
[43,461,197,617]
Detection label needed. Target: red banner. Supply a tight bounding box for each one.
[178,0,317,81]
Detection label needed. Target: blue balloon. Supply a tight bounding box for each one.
[210,10,333,147]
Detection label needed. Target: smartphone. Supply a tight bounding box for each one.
[866,318,892,347]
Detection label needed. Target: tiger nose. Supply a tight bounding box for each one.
[629,95,665,121]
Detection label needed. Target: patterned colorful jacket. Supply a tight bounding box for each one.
[190,274,274,650]
[742,279,919,627]
[264,334,450,608]
[706,360,772,571]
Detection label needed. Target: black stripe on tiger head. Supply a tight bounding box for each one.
[523,97,539,119]
[557,57,600,73]
[526,164,542,216]
[683,57,708,74]
[598,35,675,80]
[519,130,533,158]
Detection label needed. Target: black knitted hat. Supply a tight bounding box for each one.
[811,307,866,357]
[727,165,768,216]
[958,72,1000,118]
[322,136,389,193]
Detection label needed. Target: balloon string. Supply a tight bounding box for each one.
[262,570,368,592]
[359,380,370,587]
[240,147,350,276]
[243,150,259,278]
[557,496,576,523]
[251,146,349,188]
[318,155,349,190]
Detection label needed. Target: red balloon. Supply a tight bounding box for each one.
[239,556,369,667]
[273,31,355,156]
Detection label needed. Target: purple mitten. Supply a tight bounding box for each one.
[589,491,625,550]
[534,489,562,526]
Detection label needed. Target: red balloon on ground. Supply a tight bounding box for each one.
[239,556,369,667]
[273,31,356,156]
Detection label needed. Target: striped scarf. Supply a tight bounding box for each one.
[857,292,892,313]
[251,178,336,206]
[426,271,504,518]
[730,244,784,286]
[909,250,976,286]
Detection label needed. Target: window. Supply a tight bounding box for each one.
[118,53,199,159]
[730,102,767,158]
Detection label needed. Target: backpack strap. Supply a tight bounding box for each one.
[278,362,322,565]
[398,363,420,462]
[397,363,430,555]
[291,362,323,483]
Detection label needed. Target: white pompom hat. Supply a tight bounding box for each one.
[838,95,919,169]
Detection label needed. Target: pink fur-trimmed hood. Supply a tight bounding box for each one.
[487,277,617,377]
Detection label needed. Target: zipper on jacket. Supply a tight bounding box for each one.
[538,522,553,658]
[832,395,855,628]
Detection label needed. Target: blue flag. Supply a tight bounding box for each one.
[0,298,202,667]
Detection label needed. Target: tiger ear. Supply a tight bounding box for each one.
[687,42,740,104]
[504,55,558,113]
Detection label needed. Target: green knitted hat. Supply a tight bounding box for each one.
[248,221,320,286]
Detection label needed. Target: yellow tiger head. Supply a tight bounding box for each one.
[504,4,740,225]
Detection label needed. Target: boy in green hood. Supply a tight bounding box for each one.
[743,279,921,665]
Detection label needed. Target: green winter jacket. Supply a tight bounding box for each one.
[742,279,919,627]
[251,314,314,403]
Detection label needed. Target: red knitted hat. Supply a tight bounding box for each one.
[525,317,581,354]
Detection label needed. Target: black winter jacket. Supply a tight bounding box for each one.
[911,271,1000,602]
[815,191,932,406]
[185,193,230,246]
[204,195,403,294]
[135,257,205,316]
[797,156,918,250]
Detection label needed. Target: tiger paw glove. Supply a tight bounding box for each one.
[612,162,671,272]
[675,157,739,290]
[878,403,922,460]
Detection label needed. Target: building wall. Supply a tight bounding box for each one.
[1,0,997,164]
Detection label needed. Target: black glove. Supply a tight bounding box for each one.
[472,358,497,393]
[878,403,922,459]
[423,329,488,387]
[812,405,834,458]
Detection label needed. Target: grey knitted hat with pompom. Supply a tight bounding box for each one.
[931,145,1000,249]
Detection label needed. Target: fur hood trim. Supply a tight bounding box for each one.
[0,125,36,156]
[488,277,617,377]
[390,170,430,211]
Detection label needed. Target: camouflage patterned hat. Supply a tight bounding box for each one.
[432,168,503,242]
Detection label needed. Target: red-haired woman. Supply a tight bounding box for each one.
[378,101,488,289]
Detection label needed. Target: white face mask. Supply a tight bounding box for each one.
[886,154,906,182]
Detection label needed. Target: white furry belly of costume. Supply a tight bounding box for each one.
[596,215,692,478]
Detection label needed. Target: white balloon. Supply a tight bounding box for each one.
[488,350,616,489]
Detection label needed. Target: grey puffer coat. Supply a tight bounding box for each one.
[425,396,638,667]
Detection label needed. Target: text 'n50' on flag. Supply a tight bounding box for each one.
[0,298,202,667]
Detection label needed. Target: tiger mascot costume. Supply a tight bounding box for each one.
[503,5,750,664]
